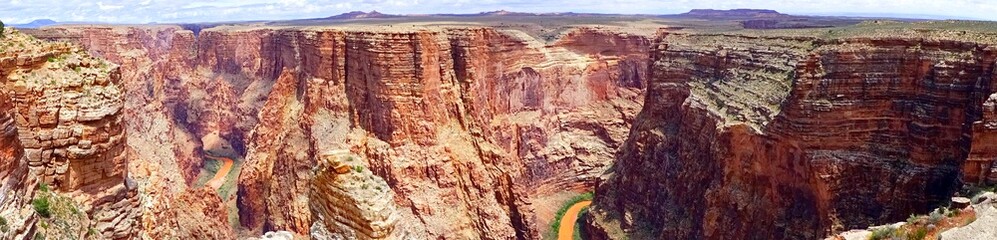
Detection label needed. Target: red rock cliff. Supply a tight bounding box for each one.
[586,33,997,239]
[0,28,140,240]
[28,25,650,238]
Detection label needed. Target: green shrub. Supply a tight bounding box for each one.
[32,196,51,218]
[906,214,919,224]
[0,216,8,232]
[948,208,961,217]
[38,183,49,192]
[868,226,897,240]
[0,20,5,38]
[907,226,928,240]
[33,233,44,240]
[927,210,944,224]
[354,165,364,173]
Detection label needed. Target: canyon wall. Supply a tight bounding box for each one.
[23,22,997,240]
[586,33,997,239]
[28,25,650,238]
[0,75,36,240]
[0,29,139,239]
[233,26,649,238]
[965,92,997,184]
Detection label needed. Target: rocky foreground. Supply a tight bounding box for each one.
[0,29,138,239]
[0,17,995,240]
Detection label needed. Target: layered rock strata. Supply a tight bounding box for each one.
[28,25,651,238]
[0,77,36,240]
[965,93,997,184]
[0,29,139,239]
[26,26,239,238]
[27,21,997,240]
[310,151,411,239]
[587,33,997,239]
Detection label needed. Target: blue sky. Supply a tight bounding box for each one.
[1,0,995,24]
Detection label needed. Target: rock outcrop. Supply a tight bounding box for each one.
[0,67,37,240]
[25,26,243,239]
[0,28,139,239]
[587,32,997,239]
[965,93,997,184]
[27,25,651,238]
[942,192,997,239]
[310,151,412,239]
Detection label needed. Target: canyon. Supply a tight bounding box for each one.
[0,11,995,240]
[586,27,997,239]
[17,20,653,239]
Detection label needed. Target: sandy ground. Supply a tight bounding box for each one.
[558,200,592,240]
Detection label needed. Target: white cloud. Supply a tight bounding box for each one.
[96,2,124,11]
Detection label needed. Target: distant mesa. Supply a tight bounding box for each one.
[311,10,597,21]
[478,10,528,16]
[675,9,841,29]
[433,10,592,17]
[322,11,400,20]
[11,19,58,28]
[680,9,790,19]
[474,10,551,16]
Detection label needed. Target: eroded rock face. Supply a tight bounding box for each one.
[234,27,649,238]
[587,33,997,239]
[310,151,411,239]
[26,26,248,239]
[28,25,650,238]
[0,29,139,240]
[24,22,997,240]
[0,75,36,240]
[965,93,997,184]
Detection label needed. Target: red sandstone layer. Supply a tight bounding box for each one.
[587,33,997,239]
[27,25,649,238]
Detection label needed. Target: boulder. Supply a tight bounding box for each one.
[974,192,996,205]
[953,197,972,209]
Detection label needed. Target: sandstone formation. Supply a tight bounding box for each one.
[15,18,997,240]
[25,26,241,239]
[0,69,36,240]
[965,93,997,184]
[310,151,412,239]
[587,31,997,239]
[0,28,139,239]
[27,25,651,238]
[230,26,650,238]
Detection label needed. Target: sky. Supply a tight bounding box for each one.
[1,0,996,24]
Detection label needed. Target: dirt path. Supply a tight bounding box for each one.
[205,155,234,190]
[558,200,592,240]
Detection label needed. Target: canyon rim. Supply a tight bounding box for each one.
[2,2,997,240]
